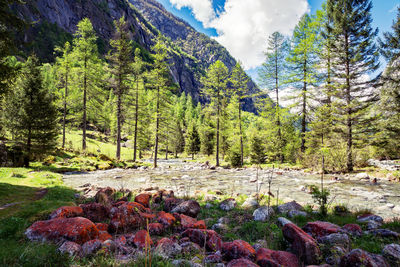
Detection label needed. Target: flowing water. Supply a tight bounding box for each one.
[63,159,400,219]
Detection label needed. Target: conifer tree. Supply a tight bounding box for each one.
[201,60,228,166]
[258,32,288,161]
[185,123,200,159]
[55,42,72,149]
[4,55,58,166]
[328,0,379,172]
[107,17,133,160]
[73,18,99,152]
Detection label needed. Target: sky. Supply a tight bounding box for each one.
[156,0,399,82]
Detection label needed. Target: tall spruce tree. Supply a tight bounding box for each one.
[328,0,379,172]
[4,55,58,166]
[258,32,288,161]
[73,18,99,152]
[107,17,133,160]
[201,60,228,166]
[185,123,200,160]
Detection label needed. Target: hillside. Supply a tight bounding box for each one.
[14,0,258,111]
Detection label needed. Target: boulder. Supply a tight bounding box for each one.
[95,187,116,204]
[204,251,223,263]
[164,198,184,212]
[241,198,259,209]
[80,203,110,222]
[226,258,258,267]
[318,233,350,251]
[82,239,102,256]
[253,206,275,222]
[325,246,347,266]
[179,214,206,230]
[277,201,303,214]
[303,221,341,238]
[356,214,383,224]
[109,202,145,233]
[155,238,182,259]
[288,210,307,218]
[220,198,237,211]
[222,240,256,261]
[180,241,202,255]
[181,229,223,252]
[341,224,362,237]
[382,244,400,266]
[256,248,299,267]
[59,241,82,257]
[133,230,153,249]
[282,223,321,265]
[25,217,99,245]
[49,206,83,219]
[339,249,389,267]
[148,223,164,235]
[98,231,112,241]
[135,193,152,208]
[355,173,369,180]
[171,200,201,218]
[95,223,109,232]
[157,211,176,228]
[277,217,292,227]
[366,229,400,238]
[367,220,382,230]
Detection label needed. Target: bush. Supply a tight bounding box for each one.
[309,185,330,216]
[227,143,242,167]
[250,136,266,164]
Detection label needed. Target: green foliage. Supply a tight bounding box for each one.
[249,135,266,164]
[185,123,200,159]
[309,185,330,216]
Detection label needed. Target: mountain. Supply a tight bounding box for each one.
[14,0,259,111]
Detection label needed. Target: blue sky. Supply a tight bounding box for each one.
[156,0,399,81]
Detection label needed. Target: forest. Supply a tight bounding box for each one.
[0,0,399,173]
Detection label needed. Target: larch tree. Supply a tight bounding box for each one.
[257,32,289,161]
[107,17,133,160]
[229,62,249,167]
[4,55,58,167]
[73,18,99,152]
[287,14,321,153]
[201,60,228,166]
[328,0,380,172]
[55,41,72,149]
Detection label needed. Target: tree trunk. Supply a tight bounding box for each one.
[82,57,87,151]
[154,86,160,168]
[116,75,122,160]
[301,60,307,153]
[133,78,139,162]
[239,102,243,167]
[62,70,68,149]
[345,34,353,172]
[165,141,168,160]
[275,50,283,163]
[216,86,220,167]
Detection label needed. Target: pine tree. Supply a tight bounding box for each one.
[185,123,200,159]
[55,42,72,149]
[201,60,229,166]
[4,55,58,166]
[258,32,289,161]
[73,18,99,152]
[107,17,133,160]
[229,62,249,166]
[287,14,321,153]
[328,0,379,172]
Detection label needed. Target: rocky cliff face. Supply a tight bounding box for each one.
[15,0,258,111]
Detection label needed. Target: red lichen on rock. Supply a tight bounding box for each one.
[157,211,176,228]
[49,206,83,219]
[95,223,109,232]
[135,193,152,208]
[148,223,164,235]
[226,258,259,267]
[303,221,340,238]
[181,229,222,252]
[256,248,299,267]
[222,240,256,261]
[80,203,110,222]
[133,230,153,249]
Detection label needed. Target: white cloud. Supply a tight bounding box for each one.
[169,0,216,26]
[169,0,309,70]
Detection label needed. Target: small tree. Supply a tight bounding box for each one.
[250,135,266,164]
[4,55,58,166]
[185,123,200,160]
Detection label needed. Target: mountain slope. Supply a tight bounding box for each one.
[14,0,259,111]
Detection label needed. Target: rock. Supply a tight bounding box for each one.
[95,223,109,232]
[204,194,218,202]
[252,240,268,251]
[98,231,112,241]
[171,200,201,218]
[179,214,205,229]
[253,206,275,222]
[303,221,341,238]
[288,210,307,218]
[212,223,229,232]
[356,214,383,224]
[256,248,300,267]
[220,198,237,211]
[222,240,256,261]
[133,230,153,249]
[325,246,347,265]
[277,217,292,227]
[355,173,369,180]
[135,193,152,208]
[339,249,389,267]
[80,203,110,223]
[171,259,192,267]
[155,238,182,259]
[25,217,99,245]
[367,220,382,230]
[218,217,230,224]
[282,223,321,265]
[82,239,102,256]
[366,229,400,238]
[382,244,400,266]
[95,187,116,204]
[181,229,223,252]
[226,258,258,267]
[157,211,176,228]
[180,241,202,255]
[341,224,362,237]
[318,233,350,251]
[49,206,83,219]
[164,198,184,212]
[59,241,82,257]
[109,202,145,233]
[204,251,223,263]
[277,201,304,214]
[205,203,213,209]
[148,223,164,235]
[241,198,259,209]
